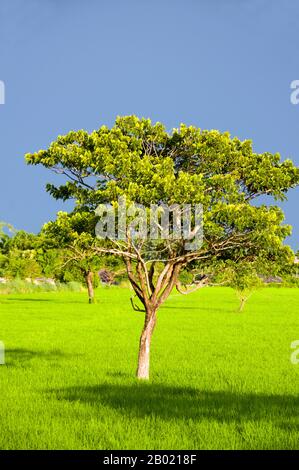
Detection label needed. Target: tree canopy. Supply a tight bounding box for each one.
[26,116,299,378]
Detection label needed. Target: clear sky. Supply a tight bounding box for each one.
[0,0,299,249]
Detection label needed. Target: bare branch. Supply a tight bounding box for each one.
[130,296,146,313]
[176,276,209,295]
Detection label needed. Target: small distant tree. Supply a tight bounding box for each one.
[26,116,299,379]
[226,262,262,312]
[42,211,103,303]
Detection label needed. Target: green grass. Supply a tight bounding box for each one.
[0,286,298,450]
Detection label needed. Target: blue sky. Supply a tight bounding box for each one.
[0,0,299,249]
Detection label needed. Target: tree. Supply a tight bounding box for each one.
[0,222,16,258]
[0,223,14,275]
[224,262,262,312]
[4,256,42,279]
[41,211,103,303]
[26,116,299,379]
[0,229,43,279]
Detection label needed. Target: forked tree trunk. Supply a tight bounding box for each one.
[136,308,157,380]
[85,271,95,304]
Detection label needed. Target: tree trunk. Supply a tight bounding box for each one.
[239,296,246,312]
[136,308,157,380]
[85,271,95,304]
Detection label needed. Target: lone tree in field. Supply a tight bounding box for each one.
[26,116,299,379]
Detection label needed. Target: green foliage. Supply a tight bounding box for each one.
[0,229,44,279]
[25,116,299,277]
[41,211,104,282]
[4,256,42,280]
[0,224,92,283]
[224,262,263,311]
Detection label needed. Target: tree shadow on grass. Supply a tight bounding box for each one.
[4,348,73,366]
[161,306,233,311]
[5,298,86,304]
[6,298,53,302]
[161,306,201,310]
[50,383,299,429]
[106,371,132,379]
[161,303,237,312]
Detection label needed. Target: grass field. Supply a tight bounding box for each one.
[0,286,298,450]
